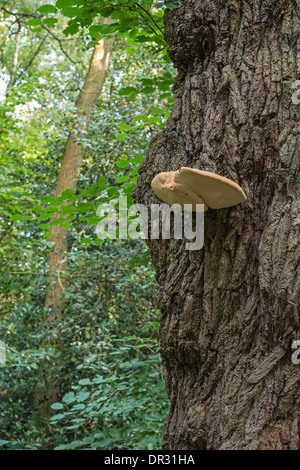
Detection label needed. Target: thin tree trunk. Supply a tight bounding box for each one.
[45,18,114,317]
[6,26,21,95]
[135,0,300,450]
[33,19,114,420]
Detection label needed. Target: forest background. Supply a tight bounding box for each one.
[0,0,176,450]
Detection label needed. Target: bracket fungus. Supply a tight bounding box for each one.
[151,167,246,212]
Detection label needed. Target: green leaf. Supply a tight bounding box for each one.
[37,5,58,14]
[76,392,90,401]
[61,205,75,214]
[130,168,138,176]
[11,214,31,221]
[119,124,131,132]
[141,86,156,94]
[50,414,65,421]
[27,19,41,26]
[56,0,80,7]
[116,159,129,168]
[45,205,57,212]
[80,237,92,244]
[63,23,79,36]
[42,195,56,204]
[141,78,154,86]
[0,440,8,446]
[62,392,76,404]
[88,40,99,47]
[115,176,129,184]
[76,203,93,212]
[61,189,74,199]
[119,86,138,96]
[87,217,100,226]
[107,186,118,198]
[43,18,58,26]
[97,438,112,447]
[100,6,114,18]
[38,223,50,230]
[37,213,52,222]
[131,155,144,163]
[116,133,127,140]
[72,403,85,410]
[134,115,149,122]
[78,378,90,385]
[110,428,121,439]
[50,217,65,226]
[51,402,64,410]
[32,27,43,33]
[61,7,82,18]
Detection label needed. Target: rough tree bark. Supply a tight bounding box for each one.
[134,0,300,450]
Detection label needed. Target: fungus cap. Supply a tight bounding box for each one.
[151,167,246,212]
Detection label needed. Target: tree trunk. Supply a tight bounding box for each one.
[6,26,21,95]
[45,18,114,318]
[33,19,114,421]
[134,0,300,450]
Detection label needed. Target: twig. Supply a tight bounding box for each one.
[40,25,78,64]
[135,3,164,35]
[0,6,77,64]
[127,8,158,36]
[20,35,47,76]
[99,387,128,409]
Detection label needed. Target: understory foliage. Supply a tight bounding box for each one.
[0,0,177,450]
